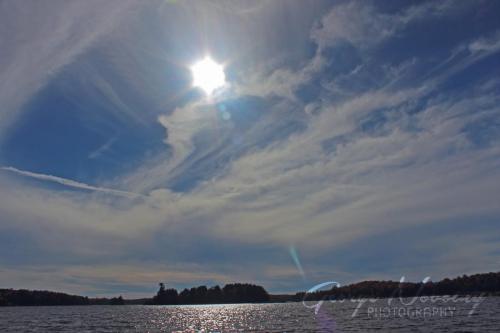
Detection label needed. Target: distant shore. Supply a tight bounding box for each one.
[1,271,498,307]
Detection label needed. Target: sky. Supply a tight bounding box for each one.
[0,0,499,298]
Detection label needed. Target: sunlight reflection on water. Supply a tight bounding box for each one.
[0,298,499,332]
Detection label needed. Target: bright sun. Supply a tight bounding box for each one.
[191,57,226,95]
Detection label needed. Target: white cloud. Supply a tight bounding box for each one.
[238,0,478,101]
[311,2,396,49]
[1,0,499,295]
[311,0,470,50]
[0,0,141,140]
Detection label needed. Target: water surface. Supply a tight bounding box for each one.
[1,297,499,332]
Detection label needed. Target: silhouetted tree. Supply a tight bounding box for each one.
[178,288,192,304]
[207,285,223,303]
[153,283,178,305]
[110,296,125,305]
[198,286,208,303]
[222,283,269,303]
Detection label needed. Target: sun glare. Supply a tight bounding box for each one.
[191,57,226,95]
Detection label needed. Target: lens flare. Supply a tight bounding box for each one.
[289,246,306,281]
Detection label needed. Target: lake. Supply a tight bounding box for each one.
[1,297,499,332]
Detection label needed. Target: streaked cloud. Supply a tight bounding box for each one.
[1,166,142,198]
[0,0,141,139]
[0,0,499,296]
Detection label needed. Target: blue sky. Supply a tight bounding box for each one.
[0,0,500,297]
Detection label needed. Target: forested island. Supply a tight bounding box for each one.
[278,271,500,302]
[151,283,269,305]
[1,271,498,306]
[0,283,269,306]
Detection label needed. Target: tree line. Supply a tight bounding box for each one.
[0,289,88,306]
[0,289,126,306]
[152,283,269,305]
[292,271,500,302]
[1,271,498,306]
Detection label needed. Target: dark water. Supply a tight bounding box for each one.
[1,297,499,332]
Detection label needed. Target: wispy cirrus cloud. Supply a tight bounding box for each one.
[0,0,141,140]
[1,0,500,296]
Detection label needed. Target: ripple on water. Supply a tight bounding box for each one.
[0,297,499,332]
